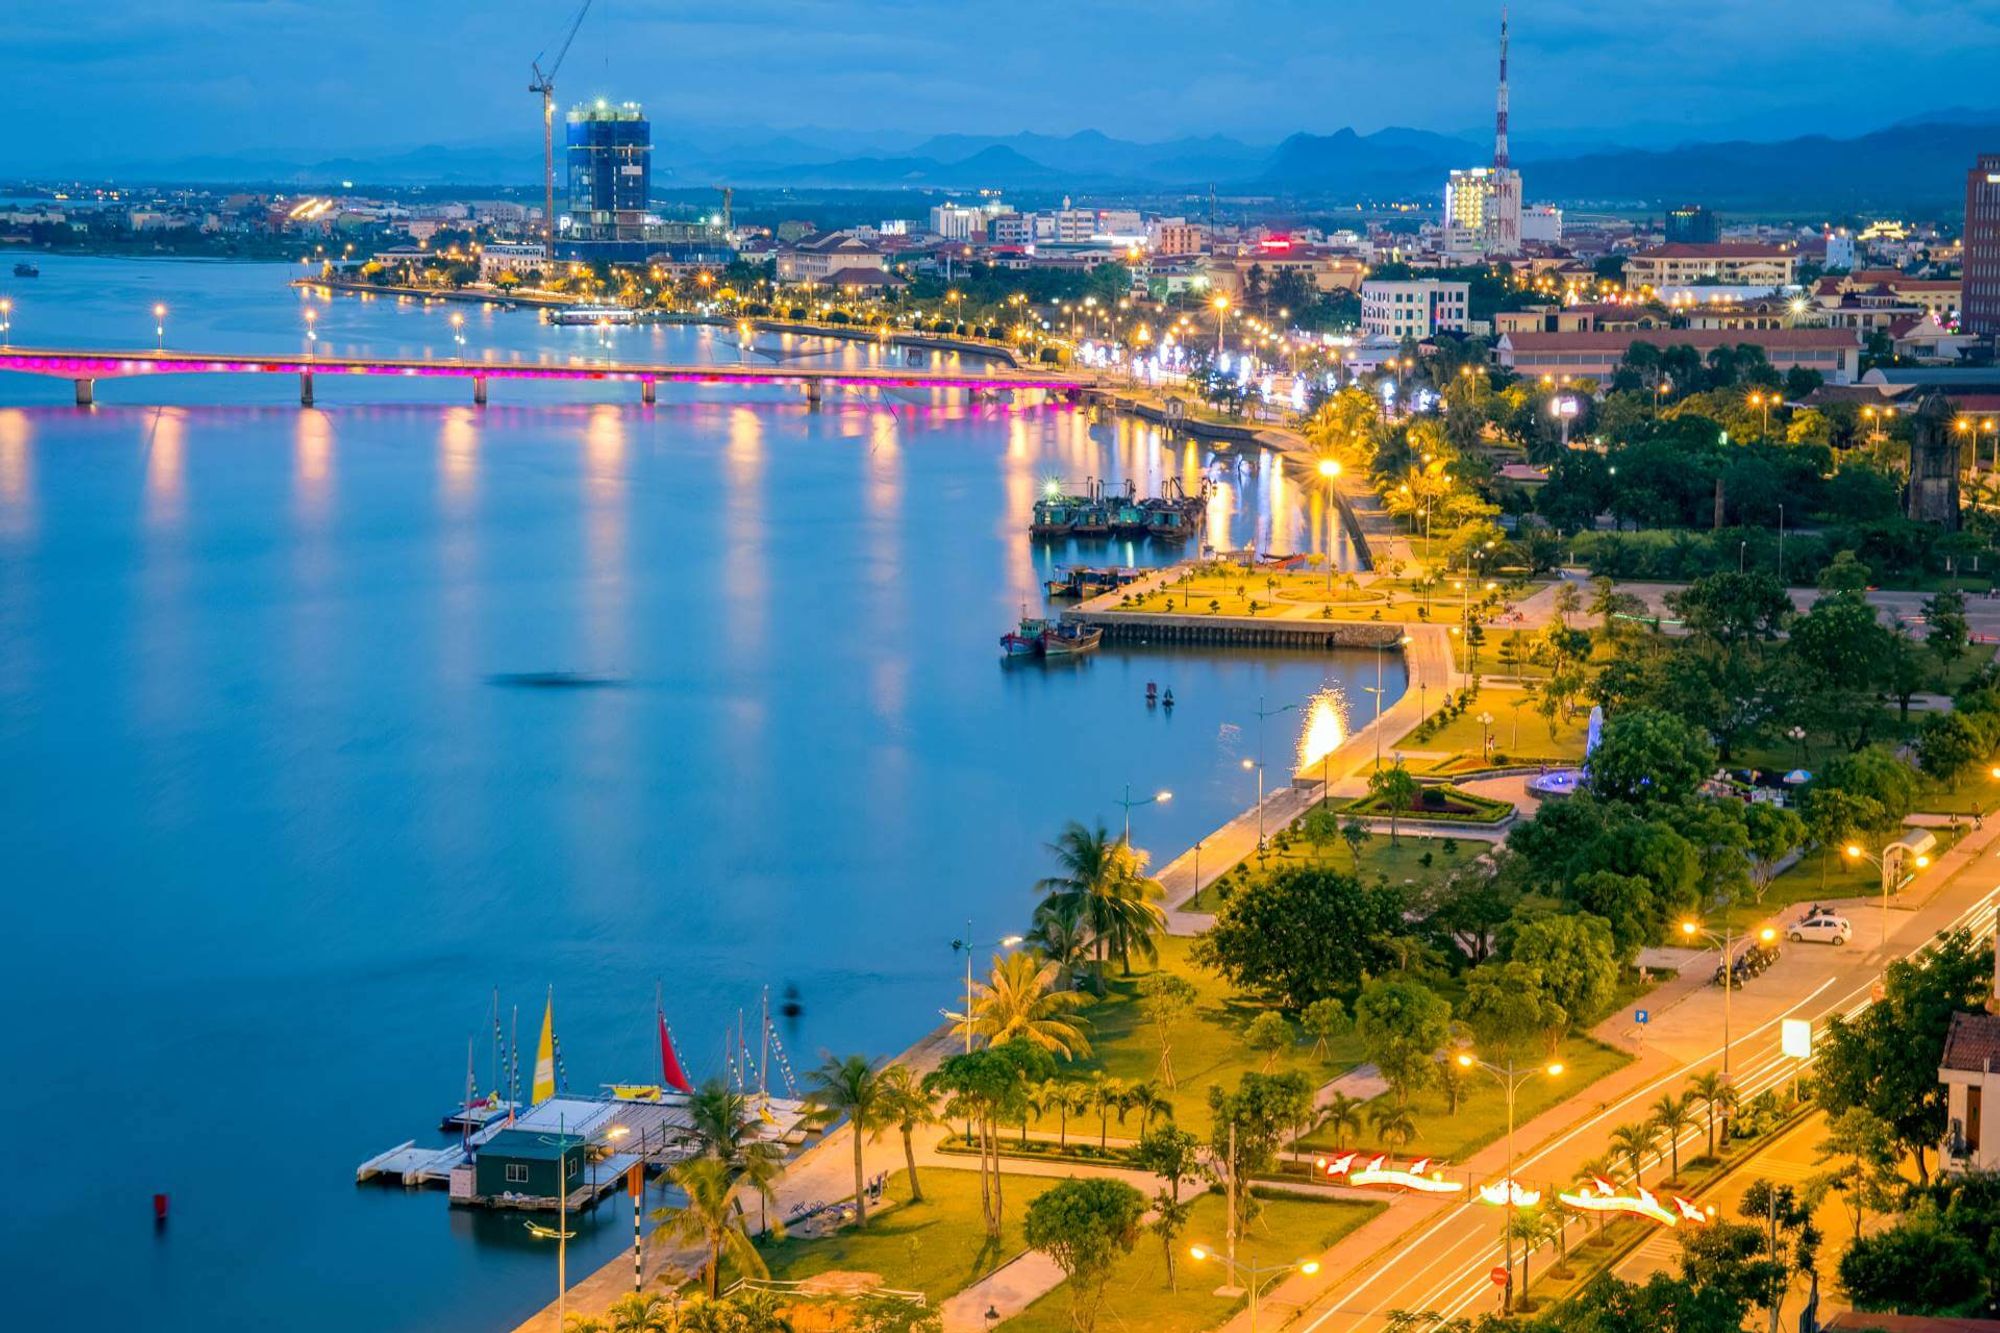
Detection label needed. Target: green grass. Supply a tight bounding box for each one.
[1335,785,1514,824]
[1025,937,1363,1142]
[1004,1191,1384,1333]
[748,1169,1057,1305]
[1722,826,1968,932]
[1396,689,1588,763]
[1185,835,1475,913]
[1296,1034,1633,1164]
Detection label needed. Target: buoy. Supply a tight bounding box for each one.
[153,1193,169,1223]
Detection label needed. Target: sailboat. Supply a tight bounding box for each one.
[609,985,694,1102]
[439,991,521,1132]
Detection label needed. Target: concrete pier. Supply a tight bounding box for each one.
[640,377,655,406]
[73,377,93,406]
[473,375,487,406]
[300,371,314,407]
[806,380,824,408]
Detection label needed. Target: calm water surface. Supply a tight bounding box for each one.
[0,258,1402,1332]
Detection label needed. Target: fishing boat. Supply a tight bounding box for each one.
[1041,622,1103,658]
[1000,615,1050,656]
[1030,497,1077,539]
[12,262,39,278]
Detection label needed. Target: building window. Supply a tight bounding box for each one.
[565,1156,580,1180]
[505,1163,529,1184]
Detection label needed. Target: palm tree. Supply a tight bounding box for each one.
[876,1063,938,1203]
[686,1079,757,1164]
[955,952,1093,1059]
[650,1155,765,1298]
[802,1053,887,1229]
[1089,1073,1126,1150]
[1649,1092,1699,1183]
[736,1138,786,1239]
[1572,1154,1616,1238]
[596,1291,676,1332]
[1042,1078,1083,1150]
[1606,1123,1654,1190]
[1125,1080,1173,1137]
[1034,820,1167,992]
[1026,898,1092,991]
[1320,1091,1365,1147]
[1689,1071,1736,1159]
[1369,1101,1418,1153]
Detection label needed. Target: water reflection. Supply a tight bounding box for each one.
[438,406,478,508]
[294,408,333,519]
[0,407,33,536]
[144,406,186,530]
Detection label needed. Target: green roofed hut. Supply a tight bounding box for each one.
[473,1129,586,1208]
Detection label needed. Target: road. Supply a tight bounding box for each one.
[1229,825,2000,1333]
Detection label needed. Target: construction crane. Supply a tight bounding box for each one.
[715,186,733,233]
[529,0,595,259]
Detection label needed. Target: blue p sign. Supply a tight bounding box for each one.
[1635,1009,1649,1025]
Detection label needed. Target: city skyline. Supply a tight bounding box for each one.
[9,0,2000,172]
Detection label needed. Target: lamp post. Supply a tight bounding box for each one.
[1680,918,1778,1078]
[0,296,10,347]
[1748,390,1773,442]
[1317,458,1343,590]
[949,926,1026,1054]
[1188,1246,1319,1333]
[1116,784,1173,843]
[153,302,168,349]
[1844,840,1930,951]
[531,1116,579,1331]
[1252,695,1299,851]
[1454,1052,1563,1312]
[1477,710,1494,760]
[1213,295,1230,357]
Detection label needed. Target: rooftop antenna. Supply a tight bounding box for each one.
[1494,7,1511,170]
[529,0,596,259]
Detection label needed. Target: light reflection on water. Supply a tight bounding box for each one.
[0,256,1402,1333]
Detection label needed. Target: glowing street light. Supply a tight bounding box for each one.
[450,310,466,351]
[1680,918,1779,1077]
[1188,1246,1319,1332]
[1455,1052,1563,1311]
[1115,783,1173,842]
[947,925,1027,1057]
[153,302,168,349]
[1843,840,1930,950]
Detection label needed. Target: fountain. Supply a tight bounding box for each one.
[1294,686,1351,783]
[1525,704,1601,801]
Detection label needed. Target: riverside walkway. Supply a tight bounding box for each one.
[0,345,1096,407]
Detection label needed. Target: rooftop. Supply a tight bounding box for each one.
[480,1129,586,1160]
[1941,1010,2000,1073]
[1501,327,1859,351]
[1634,243,1795,260]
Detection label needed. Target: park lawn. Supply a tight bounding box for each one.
[1296,1034,1632,1165]
[1003,1191,1384,1333]
[1723,825,1969,933]
[1394,690,1588,764]
[1186,835,1477,913]
[747,1169,1057,1306]
[1028,935,1364,1143]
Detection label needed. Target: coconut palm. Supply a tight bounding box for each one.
[1125,1080,1173,1137]
[1089,1073,1127,1149]
[686,1079,757,1165]
[1606,1122,1654,1190]
[1689,1070,1737,1159]
[1041,1078,1085,1150]
[1034,820,1167,992]
[955,952,1093,1060]
[649,1155,765,1298]
[1025,897,1092,991]
[802,1053,888,1228]
[1649,1092,1699,1183]
[1320,1091,1366,1147]
[876,1063,938,1203]
[1369,1101,1418,1153]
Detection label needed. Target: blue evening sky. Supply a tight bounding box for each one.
[8,0,2000,168]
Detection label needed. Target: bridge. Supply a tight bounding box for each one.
[0,347,1096,408]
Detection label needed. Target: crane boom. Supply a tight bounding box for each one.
[528,0,595,258]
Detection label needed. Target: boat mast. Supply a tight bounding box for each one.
[462,1036,476,1151]
[759,987,770,1096]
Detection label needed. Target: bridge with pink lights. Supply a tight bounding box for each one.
[0,347,1097,408]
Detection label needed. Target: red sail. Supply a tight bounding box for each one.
[659,1010,693,1093]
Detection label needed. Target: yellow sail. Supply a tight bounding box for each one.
[531,989,557,1105]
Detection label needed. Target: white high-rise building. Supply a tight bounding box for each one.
[1441,12,1524,258]
[929,203,983,242]
[1522,205,1563,245]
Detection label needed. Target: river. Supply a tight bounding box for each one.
[0,256,1403,1332]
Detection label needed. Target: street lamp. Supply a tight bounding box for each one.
[1477,711,1494,759]
[1116,784,1173,842]
[153,302,168,349]
[1748,390,1773,442]
[1317,458,1343,591]
[529,1117,581,1331]
[450,310,466,352]
[1843,840,1931,950]
[2,296,15,346]
[1680,918,1778,1078]
[1252,695,1299,851]
[948,926,1026,1055]
[1455,1052,1563,1312]
[1212,295,1230,357]
[1188,1246,1318,1333]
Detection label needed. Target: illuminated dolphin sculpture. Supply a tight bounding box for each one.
[1557,1178,1706,1228]
[1477,1178,1542,1207]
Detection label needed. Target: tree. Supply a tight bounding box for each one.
[1665,571,1792,646]
[1341,817,1373,865]
[1506,913,1620,1035]
[1738,1180,1820,1333]
[1808,1106,1900,1242]
[1192,865,1405,1008]
[1463,960,1567,1055]
[1923,587,1971,686]
[1042,1079,1087,1151]
[1355,977,1454,1104]
[1131,1124,1207,1201]
[1125,1079,1172,1136]
[1814,927,1992,1181]
[1148,1188,1196,1293]
[804,1054,888,1228]
[1302,998,1352,1061]
[1607,1122,1655,1188]
[1916,710,1982,790]
[1026,898,1092,992]
[1788,591,1896,750]
[1369,1100,1419,1152]
[1023,1177,1147,1333]
[1299,804,1343,862]
[1587,708,1717,806]
[925,1042,1055,1238]
[1208,1071,1314,1226]
[1368,763,1421,845]
[1319,1090,1366,1146]
[1688,1070,1736,1159]
[650,1155,767,1298]
[687,1079,760,1165]
[1139,972,1198,1089]
[955,952,1093,1060]
[876,1064,938,1203]
[1649,1092,1699,1183]
[1246,1011,1295,1072]
[1034,821,1167,993]
[1742,804,1805,902]
[1839,1207,1985,1314]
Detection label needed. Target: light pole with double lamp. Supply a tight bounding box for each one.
[1251,695,1298,851]
[1317,458,1343,590]
[1679,918,1778,1080]
[1188,1246,1319,1333]
[1455,1051,1563,1312]
[1843,840,1931,951]
[1116,784,1172,843]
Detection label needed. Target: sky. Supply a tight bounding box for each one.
[8,0,2000,171]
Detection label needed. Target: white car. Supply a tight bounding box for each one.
[1789,914,1852,946]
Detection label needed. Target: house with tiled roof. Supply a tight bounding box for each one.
[1496,326,1862,384]
[1624,243,1799,290]
[1941,1008,2000,1172]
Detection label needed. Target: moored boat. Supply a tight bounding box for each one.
[1001,615,1049,655]
[1041,622,1103,657]
[13,262,39,278]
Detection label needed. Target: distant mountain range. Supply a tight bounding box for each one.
[22,114,2000,211]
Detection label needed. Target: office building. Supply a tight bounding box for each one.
[1361,278,1471,340]
[1623,243,1798,291]
[1966,153,2000,337]
[565,101,650,246]
[929,203,983,243]
[1666,206,1720,245]
[1496,327,1861,384]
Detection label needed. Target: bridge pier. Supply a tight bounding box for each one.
[74,378,94,407]
[805,380,823,409]
[473,375,487,407]
[300,371,314,407]
[641,377,655,406]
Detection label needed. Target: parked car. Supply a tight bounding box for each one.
[1789,914,1852,946]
